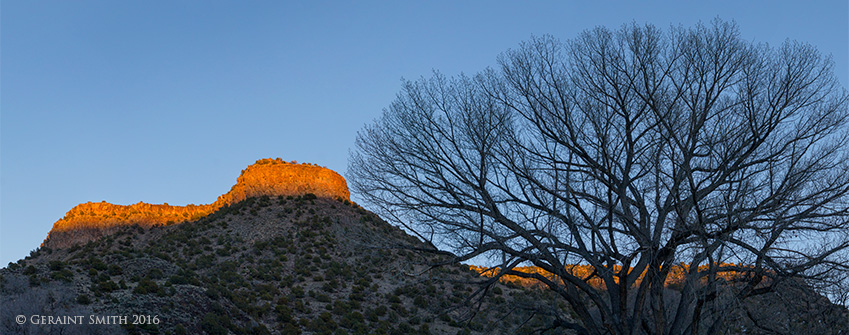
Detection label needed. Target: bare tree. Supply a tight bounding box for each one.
[349,19,849,335]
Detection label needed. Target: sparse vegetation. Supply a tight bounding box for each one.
[4,194,579,334]
[3,159,845,334]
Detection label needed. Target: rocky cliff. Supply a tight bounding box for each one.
[43,158,349,248]
[5,190,564,335]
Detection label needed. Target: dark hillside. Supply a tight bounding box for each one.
[3,157,845,334]
[1,195,571,335]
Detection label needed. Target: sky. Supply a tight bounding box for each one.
[2,1,847,267]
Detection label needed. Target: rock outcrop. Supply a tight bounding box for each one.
[43,158,349,248]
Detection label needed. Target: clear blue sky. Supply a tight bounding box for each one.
[2,1,847,266]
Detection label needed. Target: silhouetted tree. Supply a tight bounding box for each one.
[349,19,849,335]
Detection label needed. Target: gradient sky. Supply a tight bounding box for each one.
[2,1,847,266]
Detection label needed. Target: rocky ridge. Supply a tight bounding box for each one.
[44,158,349,248]
[5,159,846,334]
[3,184,567,335]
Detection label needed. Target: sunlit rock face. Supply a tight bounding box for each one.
[44,158,349,248]
[214,158,349,207]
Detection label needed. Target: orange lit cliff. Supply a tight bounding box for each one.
[469,263,753,290]
[44,158,349,248]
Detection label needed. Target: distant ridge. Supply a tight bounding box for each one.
[43,158,349,248]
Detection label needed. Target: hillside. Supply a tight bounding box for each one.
[2,160,571,335]
[2,159,846,334]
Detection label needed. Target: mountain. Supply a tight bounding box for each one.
[43,158,349,249]
[2,158,846,334]
[1,159,570,335]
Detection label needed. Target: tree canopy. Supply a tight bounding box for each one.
[349,19,849,335]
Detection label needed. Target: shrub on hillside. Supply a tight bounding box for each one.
[133,278,162,295]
